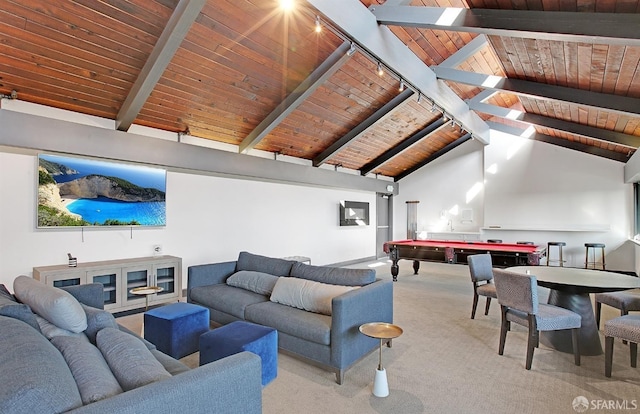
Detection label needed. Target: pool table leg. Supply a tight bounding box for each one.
[412,260,420,275]
[391,261,399,282]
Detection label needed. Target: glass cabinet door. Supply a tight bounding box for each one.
[51,276,82,288]
[123,266,151,305]
[87,269,122,310]
[155,264,175,296]
[43,270,85,288]
[150,260,181,302]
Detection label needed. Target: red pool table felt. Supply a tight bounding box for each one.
[384,239,541,253]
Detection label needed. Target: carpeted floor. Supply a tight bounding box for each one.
[118,260,640,414]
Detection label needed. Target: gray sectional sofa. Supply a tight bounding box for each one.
[0,280,262,414]
[187,251,394,384]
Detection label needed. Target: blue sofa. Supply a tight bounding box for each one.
[0,282,262,414]
[187,251,394,384]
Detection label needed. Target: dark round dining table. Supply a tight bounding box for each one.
[506,266,640,356]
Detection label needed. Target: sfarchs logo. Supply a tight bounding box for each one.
[572,396,638,412]
[573,396,589,413]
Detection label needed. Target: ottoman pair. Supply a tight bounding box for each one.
[144,303,277,386]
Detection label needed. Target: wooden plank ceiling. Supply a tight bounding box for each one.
[0,0,638,182]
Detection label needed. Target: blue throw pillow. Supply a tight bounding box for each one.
[0,288,40,332]
[51,335,123,404]
[96,328,171,391]
[81,304,119,344]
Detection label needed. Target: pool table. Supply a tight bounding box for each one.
[383,239,546,281]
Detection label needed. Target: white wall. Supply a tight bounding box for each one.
[393,138,485,239]
[395,131,635,271]
[0,151,376,288]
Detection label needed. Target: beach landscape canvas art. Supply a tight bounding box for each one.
[37,154,167,228]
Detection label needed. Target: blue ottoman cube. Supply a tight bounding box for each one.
[144,302,209,359]
[200,321,278,386]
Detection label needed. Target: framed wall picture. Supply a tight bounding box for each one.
[37,153,167,228]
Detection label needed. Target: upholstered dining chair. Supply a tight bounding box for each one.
[604,314,640,377]
[595,290,640,330]
[493,269,582,370]
[467,254,497,319]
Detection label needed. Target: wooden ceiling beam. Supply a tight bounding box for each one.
[360,117,447,176]
[470,101,640,148]
[306,0,490,144]
[435,67,640,118]
[468,90,498,105]
[383,0,413,5]
[438,34,488,68]
[533,134,631,163]
[394,133,472,181]
[239,41,352,154]
[116,0,206,131]
[370,6,640,46]
[312,88,414,167]
[488,122,631,163]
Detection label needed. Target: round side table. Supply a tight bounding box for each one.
[129,286,163,311]
[359,322,403,397]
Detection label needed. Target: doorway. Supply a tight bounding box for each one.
[376,193,393,259]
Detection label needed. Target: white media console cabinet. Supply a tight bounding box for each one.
[33,255,182,313]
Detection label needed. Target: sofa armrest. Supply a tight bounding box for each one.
[61,283,105,309]
[187,261,237,302]
[330,279,394,370]
[66,352,262,414]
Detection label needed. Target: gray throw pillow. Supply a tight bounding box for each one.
[36,315,90,341]
[0,316,83,413]
[290,262,376,286]
[270,277,356,315]
[96,327,171,391]
[0,284,16,301]
[13,275,87,333]
[226,270,280,296]
[81,304,119,344]
[237,251,295,276]
[51,335,123,405]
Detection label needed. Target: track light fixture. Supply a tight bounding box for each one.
[0,89,17,100]
[302,12,475,141]
[301,10,475,141]
[347,42,356,56]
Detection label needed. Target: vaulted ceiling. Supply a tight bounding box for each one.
[1,0,639,182]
